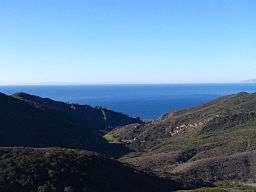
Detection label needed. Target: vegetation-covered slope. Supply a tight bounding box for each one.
[110,92,256,145]
[107,92,256,187]
[0,92,138,156]
[2,91,256,190]
[12,92,142,132]
[0,147,178,192]
[177,184,256,192]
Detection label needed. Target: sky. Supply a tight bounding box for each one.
[0,0,256,85]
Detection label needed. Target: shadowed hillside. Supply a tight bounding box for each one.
[12,92,142,132]
[0,147,178,192]
[0,92,140,156]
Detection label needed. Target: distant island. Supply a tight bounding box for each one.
[242,79,256,83]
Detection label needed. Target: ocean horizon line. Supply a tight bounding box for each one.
[1,82,255,87]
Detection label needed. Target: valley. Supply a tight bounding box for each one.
[1,91,256,191]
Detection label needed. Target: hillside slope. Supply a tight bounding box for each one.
[109,92,256,149]
[12,92,142,132]
[0,92,136,156]
[107,92,256,187]
[0,147,178,192]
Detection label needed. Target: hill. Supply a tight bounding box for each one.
[3,91,256,190]
[0,147,178,192]
[12,92,142,132]
[106,92,256,188]
[0,92,140,156]
[109,92,256,144]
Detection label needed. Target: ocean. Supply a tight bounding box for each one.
[1,84,256,120]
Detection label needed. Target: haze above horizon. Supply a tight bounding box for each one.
[1,0,256,85]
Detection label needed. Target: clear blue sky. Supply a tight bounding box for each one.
[1,0,256,85]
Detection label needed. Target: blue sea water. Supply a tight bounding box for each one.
[1,84,256,120]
